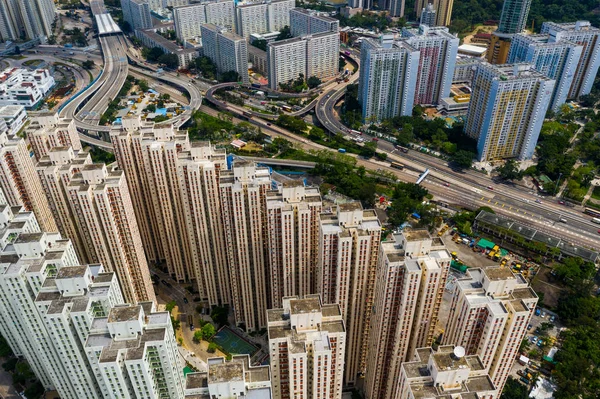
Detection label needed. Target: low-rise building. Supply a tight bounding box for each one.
[0,68,55,108]
[0,105,26,135]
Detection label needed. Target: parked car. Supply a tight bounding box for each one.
[183,297,189,304]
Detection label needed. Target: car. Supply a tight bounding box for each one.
[165,282,172,288]
[190,324,194,331]
[532,336,538,343]
[161,279,168,285]
[549,315,555,323]
[535,308,541,316]
[558,200,565,205]
[537,340,543,347]
[541,311,546,318]
[372,137,379,141]
[266,122,271,126]
[535,199,542,204]
[487,186,494,190]
[444,183,450,187]
[528,324,533,330]
[183,297,189,304]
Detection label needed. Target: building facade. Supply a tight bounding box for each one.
[268,295,346,399]
[200,24,249,84]
[120,0,153,31]
[358,35,420,123]
[173,0,236,42]
[508,33,583,111]
[488,0,533,64]
[266,181,322,308]
[235,0,294,39]
[465,62,555,161]
[25,112,81,161]
[219,160,271,331]
[0,68,55,108]
[365,230,451,399]
[420,3,436,27]
[317,202,381,385]
[0,0,55,42]
[443,267,538,393]
[267,37,306,90]
[541,21,600,99]
[414,0,454,26]
[289,8,339,37]
[403,25,459,105]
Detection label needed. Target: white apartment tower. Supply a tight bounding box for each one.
[402,25,459,105]
[184,355,272,398]
[200,24,249,84]
[267,295,346,399]
[443,267,538,393]
[465,62,555,161]
[120,0,153,31]
[25,112,82,161]
[415,0,455,27]
[508,33,582,111]
[365,230,451,399]
[289,8,339,37]
[358,35,420,123]
[317,202,381,385]
[177,142,230,307]
[267,32,339,90]
[35,265,125,399]
[0,129,57,232]
[219,160,271,331]
[541,21,600,99]
[397,346,497,399]
[0,0,55,42]
[420,3,437,27]
[65,161,156,304]
[173,1,236,42]
[86,303,185,399]
[36,147,92,263]
[235,0,294,39]
[266,181,322,307]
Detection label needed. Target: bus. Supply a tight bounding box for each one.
[391,162,404,170]
[350,129,362,135]
[242,111,253,118]
[281,105,292,112]
[584,207,600,218]
[395,145,409,153]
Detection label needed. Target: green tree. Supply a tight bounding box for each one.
[307,76,322,89]
[165,300,177,312]
[144,103,156,113]
[387,182,430,227]
[145,46,165,62]
[308,127,326,141]
[360,141,377,158]
[501,377,528,399]
[24,380,44,399]
[276,25,292,40]
[219,70,241,83]
[138,79,149,92]
[158,53,179,69]
[200,323,216,340]
[450,150,475,169]
[210,305,230,328]
[276,114,307,134]
[495,160,523,181]
[252,39,267,51]
[82,60,94,70]
[194,56,217,80]
[0,334,13,357]
[207,342,218,353]
[12,361,34,385]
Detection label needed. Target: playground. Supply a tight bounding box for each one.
[213,326,258,356]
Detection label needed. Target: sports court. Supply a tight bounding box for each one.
[213,326,258,356]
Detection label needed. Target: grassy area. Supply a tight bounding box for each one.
[591,186,600,201]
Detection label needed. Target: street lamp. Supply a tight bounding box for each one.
[554,172,563,196]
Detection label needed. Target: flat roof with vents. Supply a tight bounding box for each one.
[95,13,121,36]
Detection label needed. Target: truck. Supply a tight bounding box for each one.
[592,217,600,224]
[338,148,346,153]
[461,238,470,245]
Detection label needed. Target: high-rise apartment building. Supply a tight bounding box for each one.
[317,202,381,385]
[382,0,405,17]
[65,159,156,304]
[289,8,339,37]
[541,21,600,99]
[443,267,538,393]
[176,142,230,308]
[0,0,55,42]
[173,0,236,42]
[403,25,458,105]
[358,35,420,123]
[219,160,271,331]
[397,346,497,399]
[25,112,82,161]
[488,0,532,64]
[86,303,186,399]
[184,355,272,398]
[267,32,339,90]
[420,3,436,27]
[36,147,92,263]
[268,295,346,399]
[200,24,249,84]
[235,0,294,39]
[111,119,232,306]
[365,230,451,399]
[120,0,153,31]
[0,129,57,232]
[414,0,454,26]
[508,33,583,111]
[465,62,555,161]
[36,265,126,399]
[266,181,322,307]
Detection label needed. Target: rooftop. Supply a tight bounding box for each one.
[185,372,208,389]
[208,362,244,383]
[338,202,362,212]
[484,267,515,281]
[290,297,320,314]
[55,265,87,279]
[107,305,141,323]
[404,229,431,241]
